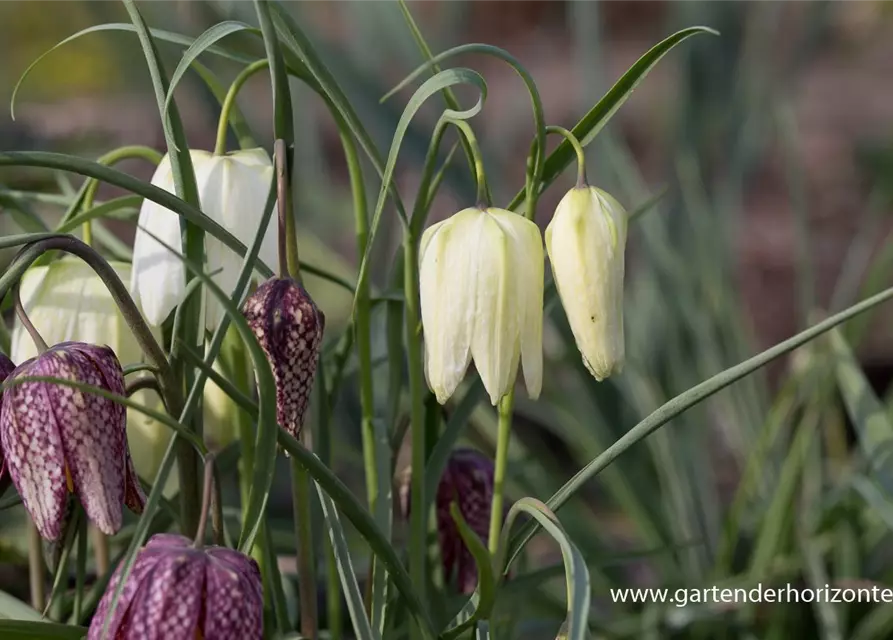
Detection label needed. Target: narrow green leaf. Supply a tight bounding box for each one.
[440,503,496,640]
[315,483,381,640]
[829,328,893,492]
[161,21,257,143]
[506,26,718,210]
[497,498,590,640]
[0,620,87,639]
[54,196,141,234]
[0,591,42,621]
[506,282,893,569]
[11,23,254,118]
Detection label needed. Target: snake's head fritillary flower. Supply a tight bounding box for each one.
[546,186,627,381]
[436,449,495,594]
[130,148,276,330]
[241,277,325,438]
[400,449,496,594]
[0,352,14,480]
[88,533,263,640]
[0,342,145,541]
[10,258,183,495]
[419,206,544,406]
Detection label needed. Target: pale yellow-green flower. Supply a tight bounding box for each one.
[420,207,543,405]
[545,186,627,381]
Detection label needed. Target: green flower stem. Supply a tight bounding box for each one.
[77,146,164,246]
[488,388,514,554]
[27,522,44,611]
[291,457,318,639]
[214,60,270,155]
[13,283,48,353]
[403,229,427,621]
[447,119,490,208]
[545,126,587,188]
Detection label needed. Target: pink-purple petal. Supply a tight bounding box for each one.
[0,360,69,541]
[117,550,206,640]
[203,550,264,640]
[45,348,126,535]
[88,546,167,640]
[241,278,324,439]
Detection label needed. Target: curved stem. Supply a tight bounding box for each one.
[274,139,294,279]
[193,454,216,547]
[545,125,587,188]
[13,284,48,353]
[402,230,427,608]
[446,119,489,208]
[215,60,270,155]
[488,388,514,554]
[125,376,161,397]
[2,237,182,416]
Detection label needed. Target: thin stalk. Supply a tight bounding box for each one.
[193,454,216,547]
[292,457,318,639]
[488,389,514,553]
[28,522,44,611]
[403,230,427,626]
[215,60,270,155]
[274,139,290,278]
[91,526,109,578]
[13,284,48,353]
[447,119,489,208]
[545,125,587,187]
[74,513,88,622]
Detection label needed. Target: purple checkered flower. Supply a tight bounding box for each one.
[88,533,263,640]
[436,449,495,594]
[241,278,324,439]
[0,352,14,479]
[0,342,145,541]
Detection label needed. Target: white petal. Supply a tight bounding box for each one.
[130,154,186,326]
[199,149,275,331]
[490,209,544,400]
[468,210,520,405]
[419,210,478,404]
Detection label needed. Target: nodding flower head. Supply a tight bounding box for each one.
[0,342,145,541]
[400,448,497,594]
[241,277,325,439]
[89,533,263,640]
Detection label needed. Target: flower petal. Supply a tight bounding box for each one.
[419,211,477,404]
[130,154,187,326]
[204,548,264,639]
[468,210,520,405]
[490,209,544,400]
[0,361,68,540]
[200,149,275,332]
[117,549,206,640]
[45,346,126,535]
[87,541,168,640]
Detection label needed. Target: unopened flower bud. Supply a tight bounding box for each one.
[89,533,263,639]
[546,186,627,381]
[241,278,324,438]
[0,342,145,540]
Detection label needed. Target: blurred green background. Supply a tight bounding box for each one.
[4,1,893,638]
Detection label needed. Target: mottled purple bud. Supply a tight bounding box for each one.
[241,278,324,439]
[89,533,263,640]
[0,342,145,541]
[400,448,496,594]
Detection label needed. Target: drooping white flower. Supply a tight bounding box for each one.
[130,148,277,330]
[419,207,543,405]
[545,186,627,381]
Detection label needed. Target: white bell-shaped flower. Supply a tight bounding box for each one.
[130,148,277,330]
[545,186,627,381]
[419,207,543,405]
